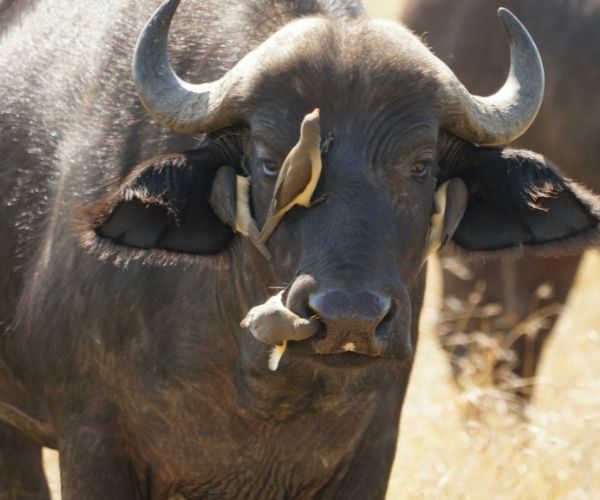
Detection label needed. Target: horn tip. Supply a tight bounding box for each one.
[496,8,531,45]
[496,7,517,23]
[162,0,183,14]
[496,8,523,37]
[146,0,182,30]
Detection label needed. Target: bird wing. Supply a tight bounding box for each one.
[260,108,322,242]
[275,153,315,213]
[266,143,298,218]
[259,148,313,243]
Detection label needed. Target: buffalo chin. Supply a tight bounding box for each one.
[285,335,414,370]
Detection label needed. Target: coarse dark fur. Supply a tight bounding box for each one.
[1,0,599,498]
[402,0,600,396]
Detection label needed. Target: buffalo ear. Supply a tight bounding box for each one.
[447,147,600,256]
[81,152,236,257]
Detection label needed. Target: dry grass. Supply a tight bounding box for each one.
[387,252,600,499]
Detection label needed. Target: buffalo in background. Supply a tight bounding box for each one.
[402,0,600,399]
[1,0,600,497]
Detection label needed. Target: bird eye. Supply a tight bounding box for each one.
[261,159,279,178]
[411,161,430,179]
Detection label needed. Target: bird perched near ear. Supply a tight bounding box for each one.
[259,108,322,243]
[425,178,468,259]
[209,166,271,260]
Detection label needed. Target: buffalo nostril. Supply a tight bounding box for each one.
[308,290,392,336]
[285,277,396,356]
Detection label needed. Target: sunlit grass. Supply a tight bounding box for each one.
[387,251,600,499]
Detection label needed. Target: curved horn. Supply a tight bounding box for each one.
[440,8,545,146]
[133,0,245,133]
[133,0,327,134]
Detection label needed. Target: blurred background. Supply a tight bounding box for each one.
[363,0,405,18]
[43,1,599,498]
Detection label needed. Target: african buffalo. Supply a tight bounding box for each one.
[1,0,599,497]
[401,0,600,398]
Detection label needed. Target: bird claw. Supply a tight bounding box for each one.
[321,131,334,154]
[310,193,329,207]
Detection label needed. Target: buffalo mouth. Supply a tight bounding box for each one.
[241,287,411,370]
[287,344,385,370]
[284,329,402,370]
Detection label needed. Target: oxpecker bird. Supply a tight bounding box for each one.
[425,178,469,259]
[241,291,319,371]
[209,166,271,260]
[259,108,323,243]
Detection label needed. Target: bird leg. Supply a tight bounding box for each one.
[308,193,329,207]
[321,131,334,154]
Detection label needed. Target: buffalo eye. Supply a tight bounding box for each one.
[410,161,431,180]
[261,158,280,178]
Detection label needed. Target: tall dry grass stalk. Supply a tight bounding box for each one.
[387,252,600,499]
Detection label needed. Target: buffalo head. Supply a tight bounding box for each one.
[80,0,599,381]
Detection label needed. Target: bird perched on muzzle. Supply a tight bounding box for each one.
[241,291,320,371]
[259,108,323,243]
